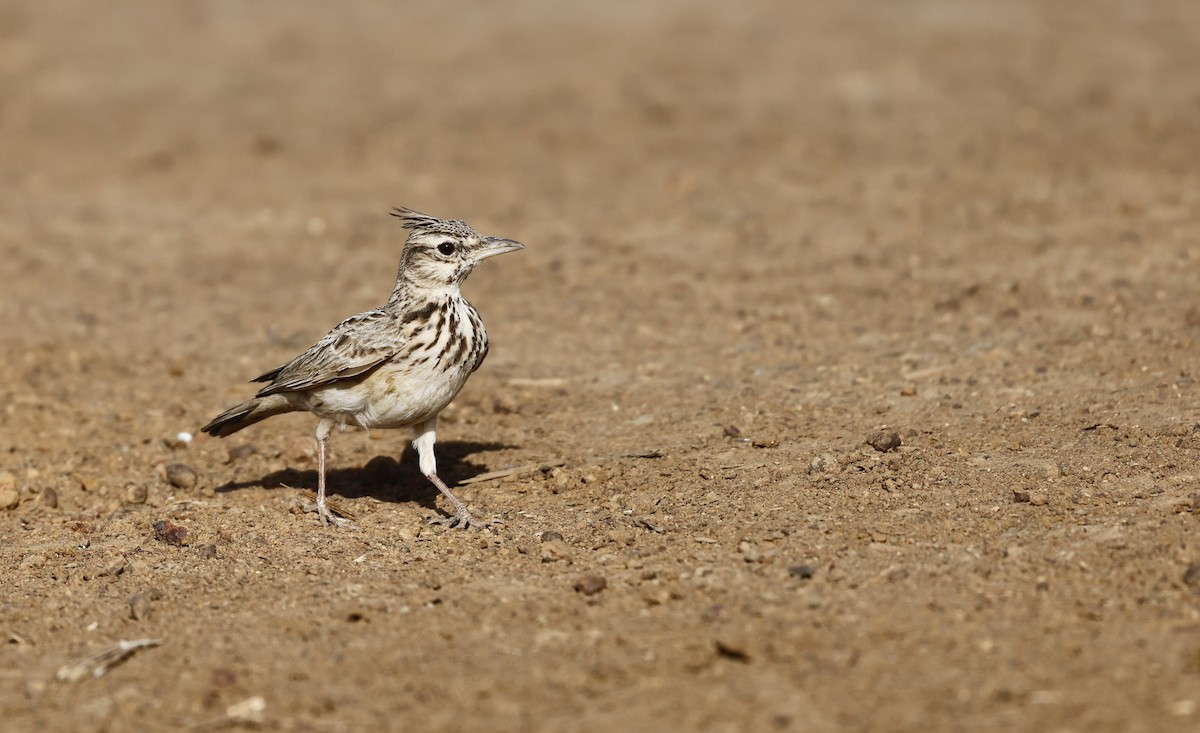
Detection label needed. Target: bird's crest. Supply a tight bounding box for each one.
[390,207,477,239]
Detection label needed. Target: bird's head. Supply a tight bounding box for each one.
[389,207,524,295]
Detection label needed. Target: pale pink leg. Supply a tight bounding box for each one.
[311,419,353,528]
[412,417,495,529]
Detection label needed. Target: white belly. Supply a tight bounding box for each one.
[296,359,473,430]
[365,359,474,428]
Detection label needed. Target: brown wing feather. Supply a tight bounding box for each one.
[254,309,402,397]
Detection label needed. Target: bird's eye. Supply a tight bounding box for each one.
[437,242,456,256]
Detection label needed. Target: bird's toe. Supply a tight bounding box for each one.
[429,510,499,531]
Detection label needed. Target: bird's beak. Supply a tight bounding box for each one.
[475,237,525,260]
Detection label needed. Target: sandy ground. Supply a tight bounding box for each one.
[2,1,1200,731]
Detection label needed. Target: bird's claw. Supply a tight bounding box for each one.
[302,502,358,529]
[429,510,501,531]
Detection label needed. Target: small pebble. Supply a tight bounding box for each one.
[125,483,149,505]
[492,396,519,414]
[226,696,267,724]
[714,636,751,662]
[541,538,572,564]
[1028,492,1049,506]
[866,431,902,453]
[163,431,193,449]
[807,454,838,474]
[18,554,45,570]
[738,540,763,563]
[99,558,128,578]
[700,603,725,622]
[574,574,607,595]
[40,486,59,509]
[165,464,197,489]
[608,528,636,546]
[642,587,673,606]
[0,472,19,510]
[1183,563,1200,589]
[788,564,817,580]
[899,385,917,396]
[225,444,257,464]
[0,487,19,511]
[198,544,219,560]
[153,519,189,546]
[1012,489,1031,503]
[540,531,564,543]
[128,593,153,621]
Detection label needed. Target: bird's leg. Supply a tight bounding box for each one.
[413,417,495,530]
[307,418,354,528]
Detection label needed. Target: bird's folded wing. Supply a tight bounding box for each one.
[253,309,401,397]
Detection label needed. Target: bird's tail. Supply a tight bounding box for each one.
[200,394,297,438]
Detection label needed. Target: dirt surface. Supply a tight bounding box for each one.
[3,1,1200,731]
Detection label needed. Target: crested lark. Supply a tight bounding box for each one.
[201,207,524,529]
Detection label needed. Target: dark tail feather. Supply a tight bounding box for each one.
[201,394,296,438]
[252,364,285,383]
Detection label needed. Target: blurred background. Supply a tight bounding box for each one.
[4,0,1196,438]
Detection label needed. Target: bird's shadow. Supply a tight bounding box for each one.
[213,440,515,513]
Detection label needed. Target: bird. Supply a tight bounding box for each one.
[201,207,524,529]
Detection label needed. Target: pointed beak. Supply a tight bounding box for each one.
[475,236,525,260]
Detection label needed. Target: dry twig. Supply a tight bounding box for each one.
[458,460,567,485]
[56,638,162,682]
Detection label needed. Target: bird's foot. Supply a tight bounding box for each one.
[301,501,358,529]
[429,507,500,531]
